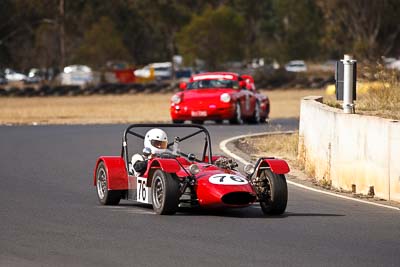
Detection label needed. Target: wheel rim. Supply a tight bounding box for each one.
[153,176,164,208]
[260,171,272,204]
[97,168,107,199]
[236,104,242,123]
[255,103,260,122]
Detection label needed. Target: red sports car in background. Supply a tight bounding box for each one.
[170,72,270,124]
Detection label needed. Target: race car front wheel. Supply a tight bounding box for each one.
[258,169,287,215]
[96,161,121,205]
[151,170,180,215]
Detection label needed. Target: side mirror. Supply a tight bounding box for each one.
[239,81,246,89]
[143,147,152,157]
[179,82,187,90]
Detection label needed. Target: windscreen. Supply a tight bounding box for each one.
[187,79,239,90]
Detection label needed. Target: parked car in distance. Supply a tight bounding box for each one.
[0,71,7,85]
[170,72,269,124]
[25,68,45,84]
[285,60,307,72]
[134,62,172,80]
[387,59,400,71]
[61,65,93,86]
[4,68,27,82]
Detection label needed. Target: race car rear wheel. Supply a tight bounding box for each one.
[250,101,261,124]
[151,170,180,215]
[258,169,287,215]
[96,161,121,205]
[229,102,243,124]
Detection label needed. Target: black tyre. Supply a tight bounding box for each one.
[96,162,121,205]
[172,120,184,124]
[191,120,204,124]
[260,104,270,123]
[229,102,243,124]
[258,169,287,215]
[250,102,261,124]
[151,170,180,215]
[260,117,267,124]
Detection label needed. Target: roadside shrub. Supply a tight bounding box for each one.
[254,69,297,89]
[357,63,400,119]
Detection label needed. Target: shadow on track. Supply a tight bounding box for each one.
[116,203,344,218]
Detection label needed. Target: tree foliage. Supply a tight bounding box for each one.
[0,0,399,70]
[269,0,323,62]
[316,0,400,59]
[177,5,245,70]
[75,17,130,67]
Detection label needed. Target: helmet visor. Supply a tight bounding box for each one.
[151,140,167,149]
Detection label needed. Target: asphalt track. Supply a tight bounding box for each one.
[1,119,399,267]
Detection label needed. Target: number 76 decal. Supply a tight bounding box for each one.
[208,174,248,185]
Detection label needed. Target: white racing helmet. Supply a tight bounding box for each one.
[144,128,168,155]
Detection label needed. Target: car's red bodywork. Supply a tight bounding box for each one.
[170,72,269,123]
[94,155,289,209]
[94,157,128,190]
[93,124,290,215]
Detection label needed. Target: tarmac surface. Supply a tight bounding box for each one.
[1,119,399,267]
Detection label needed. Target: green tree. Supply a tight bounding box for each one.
[176,5,245,70]
[230,0,273,59]
[268,0,324,62]
[316,0,400,59]
[33,23,59,68]
[75,16,130,67]
[130,0,191,62]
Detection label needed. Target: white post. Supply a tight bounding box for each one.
[341,54,356,114]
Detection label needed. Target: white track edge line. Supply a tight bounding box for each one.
[219,132,400,211]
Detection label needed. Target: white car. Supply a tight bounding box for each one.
[387,59,400,71]
[4,68,27,82]
[134,62,172,80]
[285,60,307,72]
[61,65,93,86]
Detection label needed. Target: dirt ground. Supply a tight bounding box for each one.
[0,89,325,125]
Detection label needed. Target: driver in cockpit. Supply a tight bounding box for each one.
[130,128,168,176]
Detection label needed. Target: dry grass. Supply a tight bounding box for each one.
[0,88,325,125]
[356,66,400,120]
[241,132,299,161]
[356,88,400,119]
[0,94,171,125]
[262,88,325,119]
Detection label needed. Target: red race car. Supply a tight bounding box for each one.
[170,72,269,124]
[93,124,289,215]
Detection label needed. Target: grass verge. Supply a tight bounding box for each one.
[236,132,299,163]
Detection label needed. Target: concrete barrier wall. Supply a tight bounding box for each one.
[298,96,400,201]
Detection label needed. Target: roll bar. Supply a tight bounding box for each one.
[121,124,213,170]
